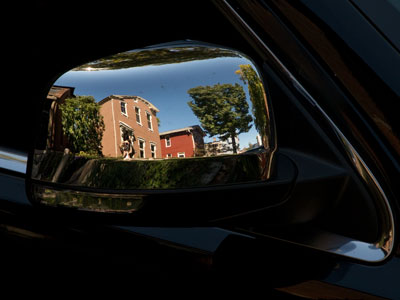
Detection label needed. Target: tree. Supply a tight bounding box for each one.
[60,96,105,156]
[187,83,253,153]
[235,64,270,146]
[75,47,240,71]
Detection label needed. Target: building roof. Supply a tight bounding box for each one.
[98,95,160,112]
[159,125,205,137]
[47,86,75,100]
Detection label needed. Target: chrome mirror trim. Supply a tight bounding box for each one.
[0,148,27,174]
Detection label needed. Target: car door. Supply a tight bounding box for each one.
[214,0,400,298]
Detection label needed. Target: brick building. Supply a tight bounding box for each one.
[159,125,205,158]
[99,95,161,159]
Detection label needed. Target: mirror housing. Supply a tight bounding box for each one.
[26,40,395,264]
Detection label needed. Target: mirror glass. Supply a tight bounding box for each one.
[32,42,275,196]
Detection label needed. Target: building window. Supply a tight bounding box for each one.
[138,139,145,158]
[178,152,185,158]
[135,107,141,124]
[146,112,153,130]
[166,153,172,158]
[120,123,135,159]
[121,101,127,116]
[165,136,171,147]
[119,122,134,143]
[150,143,156,158]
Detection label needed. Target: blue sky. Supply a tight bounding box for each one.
[55,56,260,148]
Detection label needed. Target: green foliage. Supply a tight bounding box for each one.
[60,96,105,156]
[35,151,263,189]
[74,47,241,71]
[236,65,269,141]
[187,83,253,153]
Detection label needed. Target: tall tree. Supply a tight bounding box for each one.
[187,83,252,153]
[235,64,269,140]
[60,96,105,156]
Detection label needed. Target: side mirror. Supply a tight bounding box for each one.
[29,41,279,218]
[27,41,394,264]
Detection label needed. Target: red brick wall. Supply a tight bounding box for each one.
[100,100,117,157]
[100,96,161,158]
[160,132,195,158]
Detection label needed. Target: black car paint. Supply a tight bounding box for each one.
[222,0,400,297]
[2,0,400,298]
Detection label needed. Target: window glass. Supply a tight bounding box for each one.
[353,0,400,51]
[146,112,153,130]
[121,101,127,115]
[150,143,156,158]
[135,107,141,124]
[139,139,145,158]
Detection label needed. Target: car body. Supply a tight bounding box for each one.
[2,1,400,298]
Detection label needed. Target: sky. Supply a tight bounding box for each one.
[55,56,261,148]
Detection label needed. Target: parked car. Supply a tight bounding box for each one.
[2,1,400,298]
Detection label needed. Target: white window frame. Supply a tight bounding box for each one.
[119,122,133,142]
[146,111,153,131]
[135,106,142,125]
[150,142,156,158]
[166,153,172,158]
[121,101,128,116]
[177,152,185,158]
[138,138,145,158]
[165,136,171,147]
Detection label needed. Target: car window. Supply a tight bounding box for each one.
[352,0,400,52]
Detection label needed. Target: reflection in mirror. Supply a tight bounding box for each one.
[32,42,275,194]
